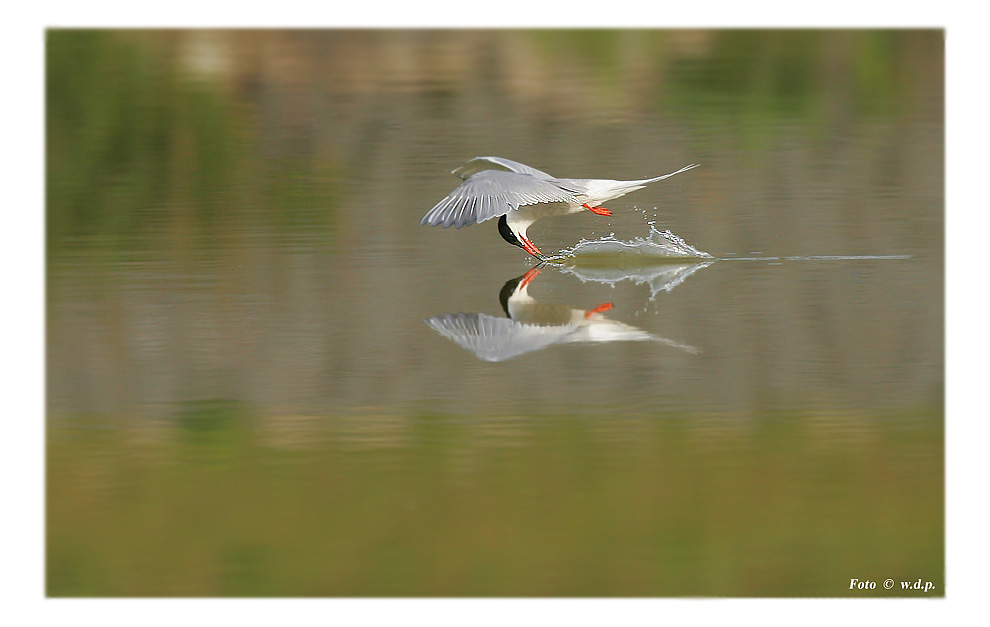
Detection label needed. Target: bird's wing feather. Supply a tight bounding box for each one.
[421,170,581,228]
[424,313,577,361]
[451,156,555,180]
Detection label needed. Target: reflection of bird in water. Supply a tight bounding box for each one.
[424,266,699,362]
[420,156,699,258]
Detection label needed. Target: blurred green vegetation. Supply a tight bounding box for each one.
[46,30,338,255]
[45,29,937,254]
[47,31,239,250]
[662,30,936,145]
[526,29,935,121]
[668,31,824,117]
[47,409,943,597]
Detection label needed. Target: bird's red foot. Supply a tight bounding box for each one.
[585,302,614,318]
[583,203,612,217]
[520,235,543,257]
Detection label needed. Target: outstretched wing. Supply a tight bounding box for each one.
[421,170,581,228]
[424,312,577,362]
[451,156,555,180]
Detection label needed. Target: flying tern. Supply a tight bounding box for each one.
[420,156,699,257]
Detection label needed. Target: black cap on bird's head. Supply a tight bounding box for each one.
[499,274,524,316]
[497,215,523,250]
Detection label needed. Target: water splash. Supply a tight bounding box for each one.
[550,222,712,262]
[534,216,715,301]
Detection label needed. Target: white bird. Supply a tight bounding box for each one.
[424,266,699,362]
[420,156,699,257]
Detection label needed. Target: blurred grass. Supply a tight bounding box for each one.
[45,29,938,257]
[46,30,339,256]
[47,409,942,597]
[47,31,240,250]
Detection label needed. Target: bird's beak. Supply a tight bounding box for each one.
[520,239,543,258]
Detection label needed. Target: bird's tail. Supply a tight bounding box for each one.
[588,163,701,199]
[633,163,701,186]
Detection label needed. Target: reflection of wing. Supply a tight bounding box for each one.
[424,313,578,362]
[425,311,699,361]
[451,156,556,180]
[421,170,581,229]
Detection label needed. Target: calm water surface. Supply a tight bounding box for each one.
[46,30,943,596]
